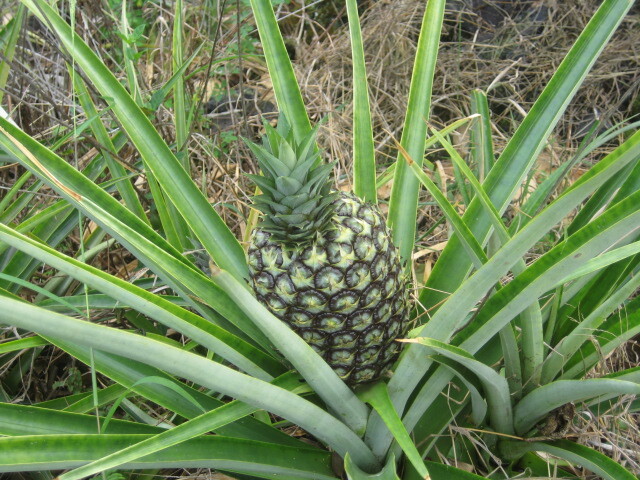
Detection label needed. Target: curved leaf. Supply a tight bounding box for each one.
[430,128,544,391]
[420,0,635,312]
[560,310,640,380]
[51,340,299,446]
[501,439,637,480]
[345,453,399,480]
[513,379,640,434]
[542,273,640,383]
[357,383,428,477]
[0,297,379,470]
[400,338,513,435]
[0,223,281,379]
[559,240,640,284]
[21,0,248,281]
[0,119,273,350]
[0,434,336,479]
[391,171,640,459]
[432,358,488,426]
[369,128,640,458]
[58,373,309,480]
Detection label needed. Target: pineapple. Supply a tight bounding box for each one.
[246,120,409,386]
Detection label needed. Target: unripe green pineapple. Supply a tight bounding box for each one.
[246,120,409,385]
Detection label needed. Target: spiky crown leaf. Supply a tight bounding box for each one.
[245,119,339,245]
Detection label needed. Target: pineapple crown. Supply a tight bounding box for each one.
[245,117,340,245]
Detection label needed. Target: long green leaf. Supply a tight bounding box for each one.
[469,90,494,180]
[172,0,188,158]
[0,6,24,104]
[551,261,634,346]
[119,0,141,103]
[560,310,640,380]
[401,338,513,435]
[0,403,160,436]
[430,129,509,245]
[558,240,640,284]
[429,126,548,391]
[50,339,299,446]
[249,0,310,141]
[346,0,376,202]
[403,152,487,268]
[0,129,126,293]
[0,117,272,349]
[553,154,640,336]
[58,373,309,480]
[431,126,544,392]
[499,323,523,398]
[382,162,640,459]
[0,272,84,315]
[590,366,640,411]
[357,383,428,478]
[568,127,640,235]
[0,434,336,479]
[37,293,182,312]
[72,73,148,222]
[375,116,477,191]
[0,223,281,379]
[420,0,634,312]
[367,129,640,457]
[21,0,248,281]
[513,379,640,434]
[500,439,637,480]
[0,297,379,470]
[387,0,446,263]
[0,336,48,354]
[542,273,640,383]
[0,170,32,220]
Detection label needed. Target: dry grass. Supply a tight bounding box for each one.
[3,0,639,224]
[571,339,640,476]
[273,0,640,259]
[285,1,640,156]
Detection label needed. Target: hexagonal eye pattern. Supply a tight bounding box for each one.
[248,192,410,386]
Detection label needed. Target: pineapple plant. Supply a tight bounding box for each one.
[246,121,410,385]
[1,0,640,479]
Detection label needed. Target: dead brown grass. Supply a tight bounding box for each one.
[573,339,640,476]
[268,0,640,259]
[290,0,639,158]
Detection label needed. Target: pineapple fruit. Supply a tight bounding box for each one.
[246,120,410,386]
